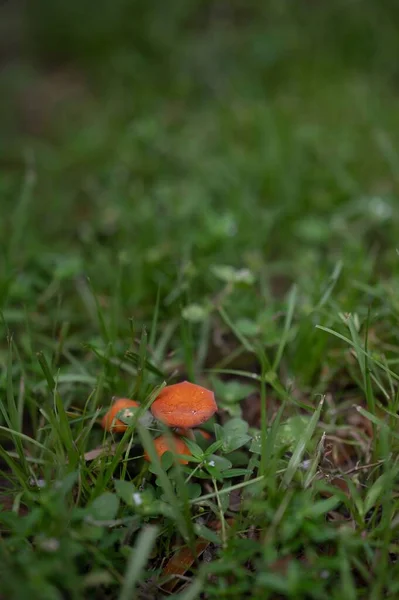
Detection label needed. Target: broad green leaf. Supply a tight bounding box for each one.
[276,415,312,450]
[89,492,120,521]
[211,379,256,403]
[223,418,249,436]
[114,480,136,506]
[182,304,209,322]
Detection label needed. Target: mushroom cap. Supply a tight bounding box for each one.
[144,434,191,465]
[101,398,139,433]
[150,381,217,428]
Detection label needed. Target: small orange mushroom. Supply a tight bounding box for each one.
[101,398,139,433]
[144,434,191,465]
[151,381,217,429]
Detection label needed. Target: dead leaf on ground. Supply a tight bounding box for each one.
[347,409,374,439]
[83,443,119,462]
[229,488,242,512]
[319,476,350,498]
[160,539,210,592]
[208,517,235,531]
[268,554,294,576]
[322,404,373,470]
[160,519,236,592]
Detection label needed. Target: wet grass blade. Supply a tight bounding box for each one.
[173,576,204,600]
[149,286,161,349]
[281,396,324,489]
[2,338,27,469]
[317,325,399,382]
[218,306,254,353]
[118,525,159,600]
[272,284,297,372]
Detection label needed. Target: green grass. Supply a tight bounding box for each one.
[2,1,399,598]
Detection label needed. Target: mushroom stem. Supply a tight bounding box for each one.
[175,428,195,441]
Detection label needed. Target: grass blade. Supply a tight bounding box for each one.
[272,284,297,372]
[8,157,35,262]
[130,327,148,398]
[0,425,56,456]
[138,425,190,542]
[317,325,399,382]
[218,306,254,353]
[173,576,204,599]
[149,286,161,349]
[180,312,195,382]
[118,525,159,600]
[315,260,342,309]
[281,396,324,488]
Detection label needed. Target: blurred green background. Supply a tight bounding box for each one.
[1,0,399,379]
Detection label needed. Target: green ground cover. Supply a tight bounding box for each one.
[1,2,399,598]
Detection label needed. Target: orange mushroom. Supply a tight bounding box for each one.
[144,434,191,465]
[101,398,139,433]
[151,381,217,429]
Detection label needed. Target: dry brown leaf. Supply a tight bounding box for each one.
[208,517,235,531]
[331,440,356,467]
[268,555,294,576]
[320,476,350,498]
[347,409,373,439]
[160,539,210,592]
[83,443,118,462]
